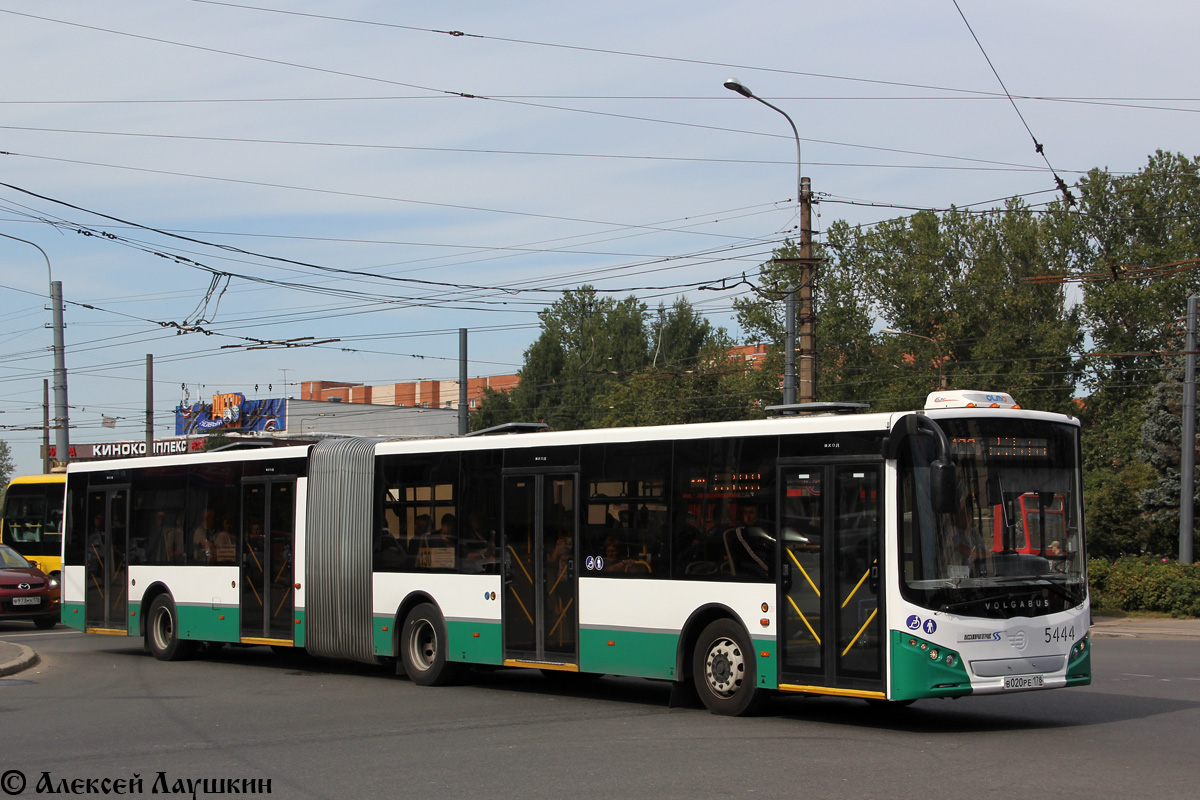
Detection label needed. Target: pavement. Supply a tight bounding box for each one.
[0,639,38,677]
[0,616,1195,678]
[1089,615,1200,639]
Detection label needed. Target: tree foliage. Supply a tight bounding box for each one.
[1048,152,1200,556]
[0,440,14,488]
[600,299,775,426]
[734,203,1082,414]
[473,290,764,430]
[1137,350,1200,556]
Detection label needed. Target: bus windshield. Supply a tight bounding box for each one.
[899,417,1085,618]
[2,481,64,558]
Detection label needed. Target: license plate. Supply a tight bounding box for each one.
[11,596,42,606]
[1003,674,1044,690]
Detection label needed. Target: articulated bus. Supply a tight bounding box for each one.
[60,391,1090,715]
[2,473,66,578]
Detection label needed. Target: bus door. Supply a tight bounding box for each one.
[84,486,130,632]
[501,472,579,667]
[777,461,883,694]
[240,479,296,643]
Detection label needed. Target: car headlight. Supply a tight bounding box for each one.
[49,577,59,588]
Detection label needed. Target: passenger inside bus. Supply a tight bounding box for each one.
[458,512,497,571]
[947,499,988,578]
[411,514,432,548]
[148,510,185,564]
[192,508,217,562]
[602,534,647,573]
[212,516,237,564]
[435,513,457,548]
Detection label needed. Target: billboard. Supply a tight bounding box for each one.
[175,393,286,436]
[46,438,206,461]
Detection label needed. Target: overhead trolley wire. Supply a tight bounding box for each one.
[0,8,1087,175]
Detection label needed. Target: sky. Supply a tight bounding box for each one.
[2,0,1199,478]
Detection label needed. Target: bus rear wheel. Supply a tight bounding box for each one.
[146,595,197,661]
[692,618,765,716]
[401,603,460,686]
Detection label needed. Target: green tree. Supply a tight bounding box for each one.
[600,299,770,426]
[473,291,768,430]
[733,237,878,406]
[0,439,14,487]
[845,203,1081,412]
[735,206,1082,414]
[1041,152,1200,556]
[474,287,649,430]
[202,432,236,452]
[1136,351,1200,556]
[1051,152,1200,408]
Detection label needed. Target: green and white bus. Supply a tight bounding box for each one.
[60,390,1090,715]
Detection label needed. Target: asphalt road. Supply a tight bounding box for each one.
[2,623,1197,799]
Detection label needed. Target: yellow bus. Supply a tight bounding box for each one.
[1,473,66,578]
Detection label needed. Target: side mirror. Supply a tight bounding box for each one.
[930,459,957,514]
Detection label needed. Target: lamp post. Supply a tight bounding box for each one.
[881,328,949,390]
[723,78,814,404]
[0,233,70,466]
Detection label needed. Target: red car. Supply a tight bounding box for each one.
[0,543,59,629]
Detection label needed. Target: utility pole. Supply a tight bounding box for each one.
[771,178,818,405]
[1180,295,1197,564]
[2,234,70,466]
[50,279,70,466]
[797,176,816,404]
[146,354,155,457]
[42,379,50,474]
[458,328,469,435]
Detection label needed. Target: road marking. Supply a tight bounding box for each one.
[1121,673,1153,678]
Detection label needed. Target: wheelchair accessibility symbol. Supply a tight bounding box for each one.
[906,614,921,630]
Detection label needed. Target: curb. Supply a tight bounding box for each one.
[1089,629,1136,638]
[0,643,39,677]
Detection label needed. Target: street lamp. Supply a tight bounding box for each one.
[724,78,812,404]
[723,78,802,203]
[880,328,949,389]
[0,233,70,466]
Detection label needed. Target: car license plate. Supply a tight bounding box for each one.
[11,596,41,606]
[1003,674,1044,690]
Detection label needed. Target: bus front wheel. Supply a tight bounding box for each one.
[401,603,460,686]
[692,618,765,716]
[146,595,197,661]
